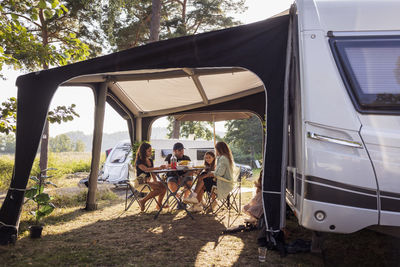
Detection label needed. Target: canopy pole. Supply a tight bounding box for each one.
[213,115,216,147]
[86,82,108,211]
[135,117,142,142]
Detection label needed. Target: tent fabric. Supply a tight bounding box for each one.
[0,14,290,244]
[174,111,253,122]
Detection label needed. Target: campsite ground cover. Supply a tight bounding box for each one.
[0,174,399,266]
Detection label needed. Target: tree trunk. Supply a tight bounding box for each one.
[172,120,180,139]
[149,0,162,42]
[250,147,255,168]
[39,120,49,173]
[182,0,187,34]
[86,83,107,211]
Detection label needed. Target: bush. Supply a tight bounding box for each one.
[0,155,14,191]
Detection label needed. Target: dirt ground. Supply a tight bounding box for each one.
[0,179,399,266]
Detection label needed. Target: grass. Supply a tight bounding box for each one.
[0,174,399,266]
[0,152,105,192]
[1,160,399,266]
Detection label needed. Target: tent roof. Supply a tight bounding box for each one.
[64,67,264,117]
[0,12,292,240]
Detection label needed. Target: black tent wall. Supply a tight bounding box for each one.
[0,14,289,244]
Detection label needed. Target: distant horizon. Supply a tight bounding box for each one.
[46,126,226,138]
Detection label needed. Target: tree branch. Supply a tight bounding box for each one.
[3,12,42,28]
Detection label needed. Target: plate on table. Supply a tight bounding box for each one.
[176,166,187,170]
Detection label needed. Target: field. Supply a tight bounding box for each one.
[0,153,399,266]
[0,152,105,191]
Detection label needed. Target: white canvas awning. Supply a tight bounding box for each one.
[64,67,264,117]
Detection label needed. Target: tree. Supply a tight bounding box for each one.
[0,98,79,135]
[166,116,214,140]
[0,0,93,72]
[149,0,161,42]
[102,0,247,50]
[0,0,96,172]
[224,115,263,166]
[0,97,79,152]
[49,134,73,152]
[74,139,85,152]
[0,97,17,135]
[0,134,15,154]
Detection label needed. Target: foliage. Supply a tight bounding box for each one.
[47,104,80,124]
[0,97,17,134]
[24,168,57,225]
[49,134,87,153]
[102,0,247,50]
[0,155,13,190]
[74,140,85,152]
[49,134,73,152]
[224,115,263,165]
[0,0,97,73]
[0,133,15,153]
[166,116,214,140]
[0,98,79,135]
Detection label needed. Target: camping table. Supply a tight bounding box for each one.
[150,167,203,220]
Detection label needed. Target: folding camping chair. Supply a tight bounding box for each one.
[124,177,159,212]
[204,166,243,226]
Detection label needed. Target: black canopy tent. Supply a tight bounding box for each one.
[0,12,291,244]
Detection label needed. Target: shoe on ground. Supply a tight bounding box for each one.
[244,216,257,223]
[183,195,199,204]
[188,203,203,213]
[205,206,213,213]
[176,202,187,210]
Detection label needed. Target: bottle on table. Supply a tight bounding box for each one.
[171,154,177,169]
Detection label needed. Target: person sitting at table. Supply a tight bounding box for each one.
[165,142,198,206]
[206,141,235,212]
[135,142,167,212]
[188,151,216,212]
[243,170,263,223]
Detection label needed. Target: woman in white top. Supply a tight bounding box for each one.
[203,141,235,212]
[213,141,234,200]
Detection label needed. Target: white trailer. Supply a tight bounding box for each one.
[150,139,214,166]
[286,0,400,234]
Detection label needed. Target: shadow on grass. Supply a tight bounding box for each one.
[1,194,399,266]
[17,197,123,235]
[2,211,231,266]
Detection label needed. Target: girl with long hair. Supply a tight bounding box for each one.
[243,170,263,222]
[135,142,167,211]
[205,141,235,212]
[188,151,216,212]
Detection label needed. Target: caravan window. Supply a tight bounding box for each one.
[197,149,211,160]
[331,37,400,113]
[161,149,172,158]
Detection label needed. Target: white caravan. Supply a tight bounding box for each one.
[286,0,400,234]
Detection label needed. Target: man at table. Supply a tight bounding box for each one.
[165,142,198,206]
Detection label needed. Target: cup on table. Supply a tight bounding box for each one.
[258,247,267,262]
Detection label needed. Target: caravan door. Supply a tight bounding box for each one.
[330,36,400,226]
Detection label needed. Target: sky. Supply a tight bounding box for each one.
[0,0,293,136]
